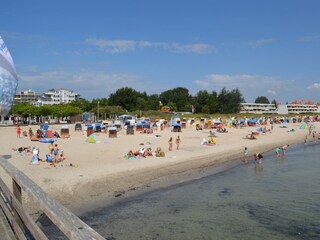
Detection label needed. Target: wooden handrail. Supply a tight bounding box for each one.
[0,155,105,240]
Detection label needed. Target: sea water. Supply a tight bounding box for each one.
[82,143,320,240]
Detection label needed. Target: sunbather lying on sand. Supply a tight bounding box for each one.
[12,146,32,153]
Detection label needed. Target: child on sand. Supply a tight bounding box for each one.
[168,137,173,151]
[53,144,59,163]
[176,136,181,150]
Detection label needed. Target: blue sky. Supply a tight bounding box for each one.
[1,0,320,103]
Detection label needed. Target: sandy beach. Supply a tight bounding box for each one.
[0,121,315,214]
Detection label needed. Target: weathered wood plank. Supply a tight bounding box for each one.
[11,220,27,240]
[0,192,14,225]
[0,195,26,240]
[11,197,48,239]
[0,207,17,240]
[1,176,48,239]
[0,156,105,240]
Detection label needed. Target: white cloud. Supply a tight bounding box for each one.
[18,70,142,99]
[85,39,137,53]
[307,83,320,89]
[193,74,278,88]
[85,38,215,54]
[299,35,320,42]
[267,89,277,96]
[193,74,295,102]
[248,39,275,48]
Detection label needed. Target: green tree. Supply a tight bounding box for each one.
[167,102,177,112]
[217,88,229,113]
[207,91,218,114]
[70,98,91,111]
[194,90,209,113]
[255,96,270,104]
[228,88,244,113]
[38,106,53,117]
[108,87,143,112]
[136,97,148,111]
[217,87,244,113]
[146,94,160,110]
[159,87,191,111]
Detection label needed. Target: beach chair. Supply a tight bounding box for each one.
[60,125,70,138]
[172,124,181,132]
[126,125,134,135]
[108,127,117,138]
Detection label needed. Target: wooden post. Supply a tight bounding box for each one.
[12,179,22,203]
[12,179,25,235]
[0,156,105,239]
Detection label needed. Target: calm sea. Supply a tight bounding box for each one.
[80,143,320,240]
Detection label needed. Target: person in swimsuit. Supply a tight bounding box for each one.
[281,144,289,155]
[176,136,181,150]
[168,137,173,151]
[16,125,21,138]
[243,147,249,164]
[254,153,263,164]
[53,144,59,163]
[276,147,281,157]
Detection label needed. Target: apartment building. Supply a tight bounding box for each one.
[240,103,277,114]
[13,89,41,105]
[14,88,80,106]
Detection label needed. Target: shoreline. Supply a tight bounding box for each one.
[71,135,306,216]
[0,122,313,216]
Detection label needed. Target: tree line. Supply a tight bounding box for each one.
[12,86,278,119]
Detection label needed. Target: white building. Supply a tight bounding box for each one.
[241,103,320,115]
[240,103,277,114]
[13,89,41,105]
[36,89,80,106]
[278,104,320,114]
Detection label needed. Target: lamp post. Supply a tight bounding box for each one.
[97,101,100,122]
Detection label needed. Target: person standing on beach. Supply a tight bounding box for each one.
[53,144,59,163]
[176,136,181,150]
[16,125,21,138]
[28,127,33,139]
[168,137,173,151]
[48,142,54,155]
[243,147,249,164]
[281,144,289,155]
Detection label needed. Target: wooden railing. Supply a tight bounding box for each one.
[0,155,105,240]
